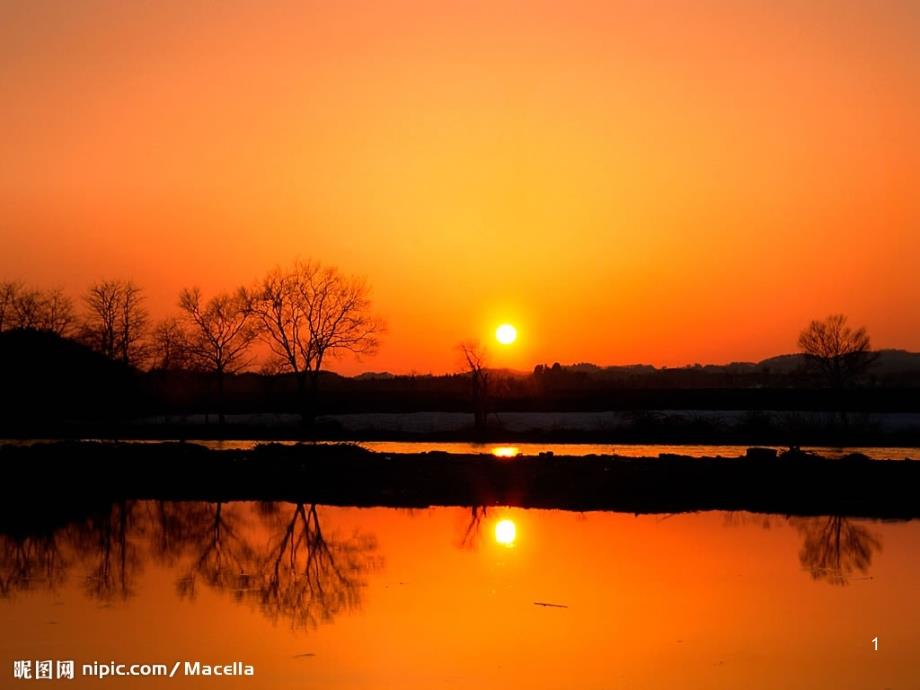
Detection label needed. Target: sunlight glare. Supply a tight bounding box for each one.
[495,324,517,345]
[494,519,517,546]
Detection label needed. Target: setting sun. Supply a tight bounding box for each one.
[496,324,517,346]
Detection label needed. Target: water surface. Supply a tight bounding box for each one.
[1,502,917,688]
[5,439,919,460]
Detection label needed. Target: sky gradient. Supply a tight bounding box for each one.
[1,0,918,374]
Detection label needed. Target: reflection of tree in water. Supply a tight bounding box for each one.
[790,516,882,586]
[143,501,381,629]
[145,501,200,568]
[722,512,778,530]
[723,512,883,586]
[0,532,68,598]
[172,502,256,601]
[253,503,381,629]
[458,506,488,550]
[0,500,380,627]
[69,501,144,602]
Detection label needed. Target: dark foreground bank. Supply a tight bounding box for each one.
[2,442,918,520]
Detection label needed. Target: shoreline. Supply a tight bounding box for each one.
[2,441,919,520]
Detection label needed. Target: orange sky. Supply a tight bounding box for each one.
[1,0,918,374]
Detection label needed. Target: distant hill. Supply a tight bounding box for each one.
[343,349,920,381]
[534,349,920,378]
[866,349,920,374]
[353,371,397,381]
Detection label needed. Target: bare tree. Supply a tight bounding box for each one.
[252,503,379,629]
[117,282,148,365]
[0,282,19,333]
[459,340,489,435]
[0,283,75,336]
[38,288,76,336]
[82,280,149,366]
[797,314,876,388]
[0,532,69,598]
[83,282,119,358]
[150,317,190,371]
[458,506,489,550]
[10,287,43,329]
[70,501,143,603]
[179,287,257,426]
[246,261,384,424]
[174,502,256,599]
[790,516,881,586]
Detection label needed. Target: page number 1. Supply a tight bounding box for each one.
[872,637,878,651]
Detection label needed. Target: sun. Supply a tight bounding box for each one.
[495,323,517,345]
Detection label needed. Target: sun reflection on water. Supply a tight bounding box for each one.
[494,519,517,547]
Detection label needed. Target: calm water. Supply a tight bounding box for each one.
[5,440,920,460]
[1,502,917,688]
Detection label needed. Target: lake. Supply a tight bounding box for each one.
[5,440,920,460]
[1,501,917,688]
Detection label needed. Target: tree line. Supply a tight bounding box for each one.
[2,267,879,431]
[0,260,384,425]
[457,313,877,434]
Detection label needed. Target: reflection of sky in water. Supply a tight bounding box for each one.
[5,439,917,460]
[0,504,917,689]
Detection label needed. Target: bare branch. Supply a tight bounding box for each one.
[150,317,191,371]
[798,314,876,388]
[178,287,257,375]
[458,340,490,434]
[0,282,21,333]
[41,289,76,336]
[245,260,384,423]
[82,280,149,367]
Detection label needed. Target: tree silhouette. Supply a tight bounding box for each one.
[0,500,383,633]
[246,261,383,425]
[9,286,43,329]
[457,505,489,550]
[150,317,191,371]
[70,501,144,602]
[0,282,74,336]
[173,502,257,601]
[39,288,76,336]
[145,501,200,568]
[179,287,257,426]
[459,340,489,434]
[0,532,68,598]
[252,502,380,629]
[790,516,882,586]
[798,314,876,388]
[0,282,17,332]
[82,280,148,366]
